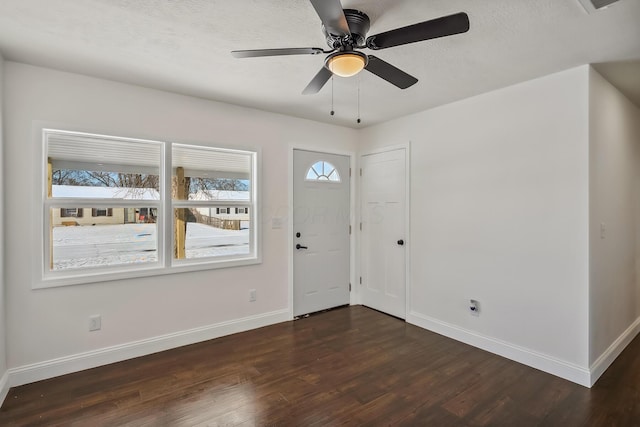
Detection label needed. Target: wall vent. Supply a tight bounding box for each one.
[578,0,622,13]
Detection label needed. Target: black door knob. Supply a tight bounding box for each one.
[296,244,308,250]
[296,232,301,238]
[397,239,404,246]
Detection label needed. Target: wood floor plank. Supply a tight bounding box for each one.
[1,306,639,426]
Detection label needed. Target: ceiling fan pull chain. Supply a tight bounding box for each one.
[357,75,361,124]
[330,76,335,116]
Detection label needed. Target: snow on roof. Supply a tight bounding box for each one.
[189,190,250,201]
[52,185,159,200]
[52,185,249,201]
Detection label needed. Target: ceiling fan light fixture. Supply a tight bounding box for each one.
[326,51,368,77]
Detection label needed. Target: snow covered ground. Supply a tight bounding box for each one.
[52,223,249,270]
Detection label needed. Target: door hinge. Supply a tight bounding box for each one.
[349,283,352,292]
[359,276,362,284]
[359,222,362,231]
[349,168,351,177]
[349,225,352,235]
[359,168,362,176]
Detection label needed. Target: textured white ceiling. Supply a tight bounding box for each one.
[0,0,639,128]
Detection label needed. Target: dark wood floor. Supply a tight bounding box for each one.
[1,306,639,426]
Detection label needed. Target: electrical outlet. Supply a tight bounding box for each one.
[271,217,283,229]
[469,300,480,316]
[89,315,101,331]
[249,289,257,302]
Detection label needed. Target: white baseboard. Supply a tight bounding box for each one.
[7,309,290,388]
[589,316,640,386]
[0,369,9,407]
[407,311,592,387]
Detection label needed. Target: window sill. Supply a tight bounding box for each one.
[34,256,261,289]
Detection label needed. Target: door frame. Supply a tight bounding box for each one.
[288,145,356,320]
[357,142,411,318]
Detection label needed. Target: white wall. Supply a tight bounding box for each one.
[359,67,591,382]
[3,62,357,382]
[0,53,8,401]
[588,68,640,369]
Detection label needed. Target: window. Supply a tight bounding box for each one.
[305,161,341,182]
[92,208,113,217]
[60,208,82,218]
[41,129,259,287]
[172,143,254,261]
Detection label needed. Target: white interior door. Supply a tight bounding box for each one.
[360,148,407,319]
[293,150,350,316]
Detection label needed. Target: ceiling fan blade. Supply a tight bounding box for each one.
[231,47,326,58]
[309,0,350,37]
[366,12,469,50]
[365,56,418,89]
[302,67,333,95]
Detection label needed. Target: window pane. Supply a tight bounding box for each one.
[173,207,250,260]
[50,207,157,271]
[172,144,252,201]
[305,161,341,182]
[47,129,161,200]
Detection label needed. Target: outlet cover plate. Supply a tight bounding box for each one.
[89,315,102,331]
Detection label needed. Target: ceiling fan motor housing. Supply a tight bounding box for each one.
[323,9,370,48]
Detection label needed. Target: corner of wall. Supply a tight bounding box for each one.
[637,105,640,318]
[587,64,596,375]
[587,64,640,385]
[0,53,9,406]
[589,317,640,386]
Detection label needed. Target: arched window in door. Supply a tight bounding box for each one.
[305,161,341,182]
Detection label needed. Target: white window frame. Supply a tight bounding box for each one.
[169,143,257,267]
[35,127,261,289]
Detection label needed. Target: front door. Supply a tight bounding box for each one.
[360,147,407,319]
[293,149,350,316]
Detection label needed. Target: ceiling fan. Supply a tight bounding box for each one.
[231,0,470,95]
